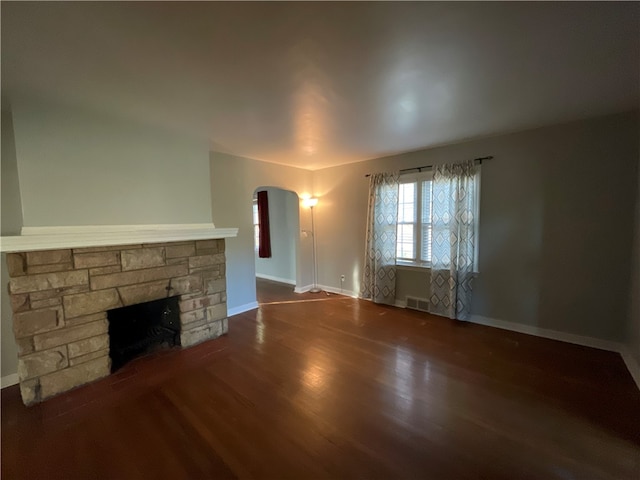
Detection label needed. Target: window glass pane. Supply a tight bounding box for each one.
[421,180,432,224]
[398,182,416,223]
[396,223,415,259]
[420,225,432,262]
[420,180,432,263]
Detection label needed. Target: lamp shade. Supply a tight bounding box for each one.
[303,197,318,208]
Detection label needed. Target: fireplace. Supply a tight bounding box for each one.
[3,231,235,406]
[108,296,181,372]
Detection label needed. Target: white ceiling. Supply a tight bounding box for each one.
[2,2,638,170]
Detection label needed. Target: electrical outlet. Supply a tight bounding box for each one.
[340,275,345,282]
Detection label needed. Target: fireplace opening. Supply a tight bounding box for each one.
[107,296,181,372]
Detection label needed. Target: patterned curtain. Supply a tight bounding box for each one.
[429,160,477,320]
[361,172,399,305]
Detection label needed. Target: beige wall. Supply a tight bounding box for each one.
[1,105,22,379]
[313,111,639,342]
[210,152,314,311]
[11,96,212,227]
[1,107,23,235]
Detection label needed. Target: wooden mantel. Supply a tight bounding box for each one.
[0,224,238,253]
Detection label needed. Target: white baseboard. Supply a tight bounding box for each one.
[255,273,296,286]
[294,284,358,297]
[316,284,359,298]
[294,284,313,294]
[620,348,640,391]
[394,300,407,308]
[1,373,19,389]
[468,314,623,353]
[227,301,259,317]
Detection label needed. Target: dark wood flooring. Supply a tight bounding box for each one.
[256,277,338,304]
[2,281,639,479]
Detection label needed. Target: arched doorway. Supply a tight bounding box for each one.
[252,187,300,303]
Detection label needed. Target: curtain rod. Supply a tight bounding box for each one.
[364,155,493,177]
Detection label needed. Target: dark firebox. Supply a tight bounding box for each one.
[107,296,181,372]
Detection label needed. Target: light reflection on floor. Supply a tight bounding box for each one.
[302,346,335,395]
[255,309,265,347]
[394,346,415,419]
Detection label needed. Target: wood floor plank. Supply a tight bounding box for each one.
[2,279,639,479]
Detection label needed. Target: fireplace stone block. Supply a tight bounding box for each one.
[39,355,110,399]
[180,319,225,348]
[121,247,165,271]
[73,251,121,269]
[63,289,122,318]
[13,307,62,337]
[9,270,89,294]
[18,346,69,380]
[118,280,172,306]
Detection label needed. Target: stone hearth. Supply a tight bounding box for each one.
[6,239,228,405]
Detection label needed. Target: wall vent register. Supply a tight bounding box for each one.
[406,296,430,313]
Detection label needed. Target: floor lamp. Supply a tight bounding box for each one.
[303,197,321,293]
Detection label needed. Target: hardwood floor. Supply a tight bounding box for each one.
[256,277,338,304]
[2,287,639,479]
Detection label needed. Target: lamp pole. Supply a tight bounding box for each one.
[309,204,321,293]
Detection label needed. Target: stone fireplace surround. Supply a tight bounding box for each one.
[5,237,230,405]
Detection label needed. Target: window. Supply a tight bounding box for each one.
[253,198,259,252]
[396,172,433,267]
[396,170,480,269]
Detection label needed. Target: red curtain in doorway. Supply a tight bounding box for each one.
[257,190,272,258]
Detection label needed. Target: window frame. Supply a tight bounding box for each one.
[395,168,481,272]
[395,171,433,269]
[252,198,259,252]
